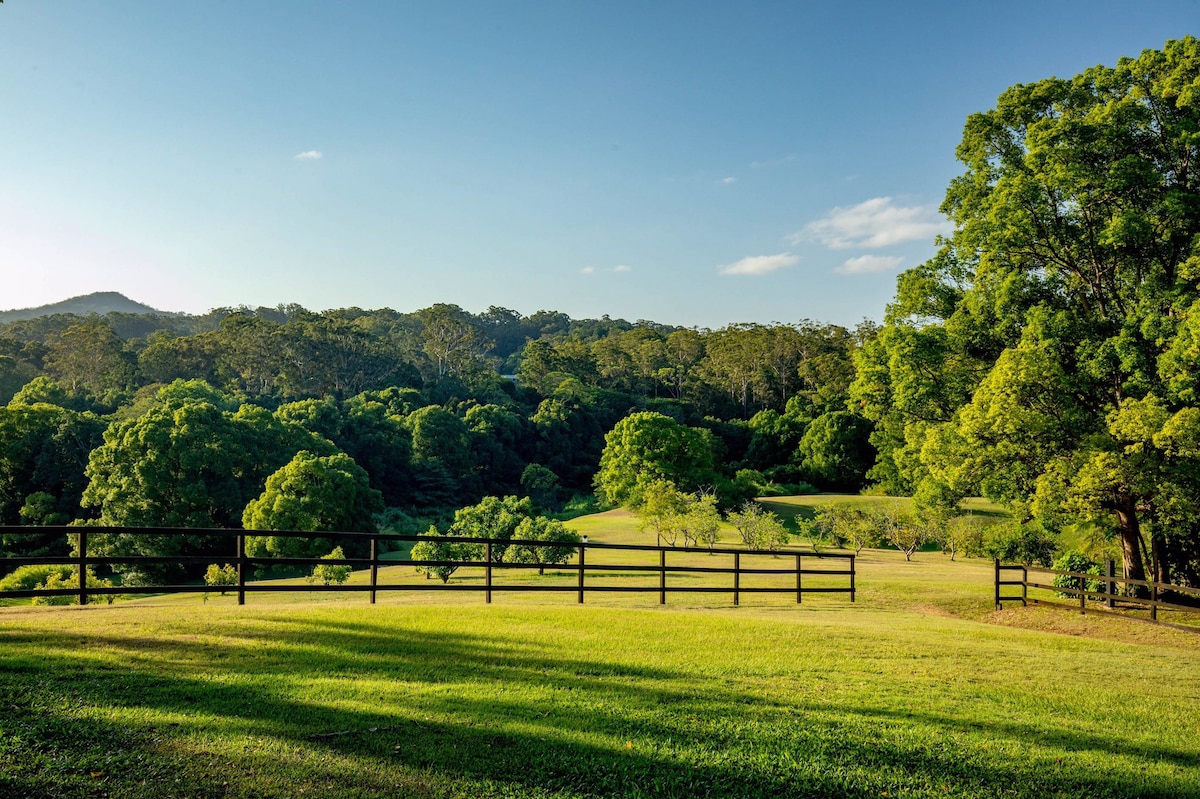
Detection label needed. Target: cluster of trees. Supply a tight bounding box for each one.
[411,495,581,582]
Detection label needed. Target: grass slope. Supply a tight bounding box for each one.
[2,503,1199,798]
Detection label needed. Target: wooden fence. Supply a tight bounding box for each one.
[0,526,856,607]
[994,558,1200,633]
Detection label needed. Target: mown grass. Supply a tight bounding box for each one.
[2,503,1199,798]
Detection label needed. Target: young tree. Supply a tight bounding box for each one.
[310,546,354,586]
[726,502,790,551]
[411,526,477,583]
[637,480,688,546]
[678,494,722,550]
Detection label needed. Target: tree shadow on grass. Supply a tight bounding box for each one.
[1,611,1198,798]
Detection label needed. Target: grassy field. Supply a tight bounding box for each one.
[2,504,1199,798]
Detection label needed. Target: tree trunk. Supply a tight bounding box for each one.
[1152,535,1171,588]
[1114,495,1147,596]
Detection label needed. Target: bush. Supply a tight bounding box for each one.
[1051,551,1106,601]
[310,547,353,586]
[30,568,115,605]
[986,523,1057,567]
[0,564,75,593]
[204,563,238,597]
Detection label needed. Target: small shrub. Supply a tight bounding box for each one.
[0,564,75,593]
[203,563,238,599]
[311,547,353,586]
[986,523,1057,567]
[31,568,115,605]
[1051,551,1106,601]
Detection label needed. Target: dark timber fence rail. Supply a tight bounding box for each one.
[0,526,856,607]
[994,558,1200,634]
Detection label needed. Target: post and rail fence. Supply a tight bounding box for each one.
[0,526,856,608]
[994,558,1200,634]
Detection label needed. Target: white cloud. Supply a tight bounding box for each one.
[718,253,798,276]
[836,254,904,274]
[580,266,595,275]
[718,176,737,185]
[793,197,950,249]
[294,150,323,161]
[613,264,632,273]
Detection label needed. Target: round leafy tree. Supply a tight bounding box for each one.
[243,450,383,560]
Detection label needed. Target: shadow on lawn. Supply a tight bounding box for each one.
[1,611,1197,799]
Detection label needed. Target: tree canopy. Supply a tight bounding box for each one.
[855,36,1200,586]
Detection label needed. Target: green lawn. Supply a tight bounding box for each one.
[2,503,1199,798]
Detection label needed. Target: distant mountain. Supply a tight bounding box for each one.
[0,292,179,324]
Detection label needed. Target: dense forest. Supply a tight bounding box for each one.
[0,303,877,575]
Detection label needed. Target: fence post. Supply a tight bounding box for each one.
[849,554,855,603]
[1079,573,1086,614]
[237,534,246,606]
[370,537,378,605]
[577,542,585,604]
[733,552,740,607]
[486,540,493,605]
[1105,559,1115,609]
[77,529,88,606]
[795,553,802,605]
[994,558,1000,610]
[1151,577,1158,622]
[659,548,666,605]
[1021,565,1027,606]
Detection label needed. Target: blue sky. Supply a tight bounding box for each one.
[1,2,1196,328]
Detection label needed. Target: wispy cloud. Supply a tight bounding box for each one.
[718,176,737,185]
[294,150,323,161]
[718,253,798,276]
[836,254,904,274]
[749,154,796,170]
[581,265,630,276]
[793,197,950,249]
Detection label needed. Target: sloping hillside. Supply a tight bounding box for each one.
[0,291,175,323]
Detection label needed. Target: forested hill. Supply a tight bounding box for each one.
[0,291,176,324]
[0,301,877,557]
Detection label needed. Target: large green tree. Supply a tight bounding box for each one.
[859,38,1200,586]
[242,450,383,561]
[595,411,718,507]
